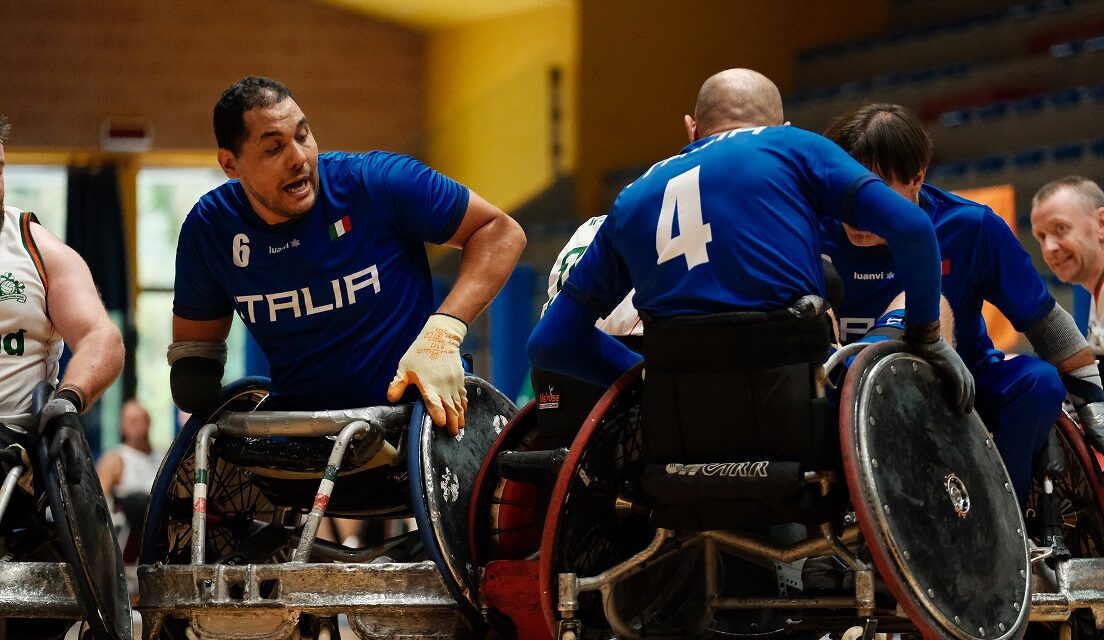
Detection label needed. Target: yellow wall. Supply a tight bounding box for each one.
[425,1,577,212]
[576,0,889,216]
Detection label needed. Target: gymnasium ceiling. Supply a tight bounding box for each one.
[317,0,566,29]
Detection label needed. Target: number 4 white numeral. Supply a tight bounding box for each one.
[656,165,711,269]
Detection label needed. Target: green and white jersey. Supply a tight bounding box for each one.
[0,206,62,420]
[544,215,642,337]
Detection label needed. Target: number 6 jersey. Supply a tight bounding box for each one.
[173,152,468,410]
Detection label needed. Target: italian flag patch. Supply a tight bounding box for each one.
[329,215,352,240]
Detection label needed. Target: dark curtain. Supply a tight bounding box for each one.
[64,165,135,456]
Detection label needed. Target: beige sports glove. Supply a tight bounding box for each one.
[387,313,468,435]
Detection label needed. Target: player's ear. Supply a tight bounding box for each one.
[1096,207,1104,241]
[684,115,697,142]
[909,169,926,202]
[217,148,238,179]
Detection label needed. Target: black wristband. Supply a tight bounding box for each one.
[903,320,940,345]
[432,312,469,328]
[56,388,84,413]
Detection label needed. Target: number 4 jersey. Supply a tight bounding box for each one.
[562,125,878,318]
[173,152,469,410]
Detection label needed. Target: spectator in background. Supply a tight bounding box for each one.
[97,399,163,559]
[1031,177,1104,362]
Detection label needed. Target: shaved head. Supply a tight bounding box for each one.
[691,69,784,138]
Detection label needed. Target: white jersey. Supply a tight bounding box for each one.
[114,443,164,497]
[1089,282,1104,356]
[0,206,63,420]
[544,215,642,336]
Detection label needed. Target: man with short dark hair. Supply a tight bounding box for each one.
[170,77,525,433]
[821,103,1104,503]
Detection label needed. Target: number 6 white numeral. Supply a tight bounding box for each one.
[656,166,711,269]
[233,233,250,268]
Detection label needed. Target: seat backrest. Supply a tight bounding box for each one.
[640,308,833,470]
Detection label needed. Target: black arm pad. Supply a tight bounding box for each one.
[170,356,225,417]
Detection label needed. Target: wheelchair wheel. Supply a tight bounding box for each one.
[1025,413,1104,638]
[139,378,288,638]
[840,342,1030,640]
[37,410,132,639]
[141,378,281,567]
[409,375,518,628]
[540,363,667,636]
[468,400,543,566]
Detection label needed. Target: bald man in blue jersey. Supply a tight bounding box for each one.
[529,70,973,435]
[170,77,525,435]
[821,103,1104,504]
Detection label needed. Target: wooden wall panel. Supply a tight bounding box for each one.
[0,0,425,154]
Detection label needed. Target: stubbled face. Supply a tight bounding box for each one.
[841,175,920,248]
[1031,187,1104,288]
[221,98,319,225]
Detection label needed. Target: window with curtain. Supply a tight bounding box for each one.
[136,168,245,449]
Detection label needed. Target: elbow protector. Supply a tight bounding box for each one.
[170,356,225,417]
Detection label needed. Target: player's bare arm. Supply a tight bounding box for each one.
[438,190,526,323]
[34,222,124,411]
[388,190,525,435]
[96,450,123,497]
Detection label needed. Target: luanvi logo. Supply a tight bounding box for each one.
[0,273,27,303]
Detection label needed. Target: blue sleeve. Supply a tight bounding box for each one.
[362,152,469,245]
[975,208,1056,329]
[172,214,235,321]
[528,293,643,387]
[795,129,881,225]
[559,214,634,319]
[851,181,941,326]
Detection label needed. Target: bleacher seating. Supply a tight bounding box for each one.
[794,0,1098,90]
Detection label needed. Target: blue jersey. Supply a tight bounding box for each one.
[174,152,468,409]
[823,184,1055,367]
[562,126,879,317]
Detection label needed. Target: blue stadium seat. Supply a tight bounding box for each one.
[1050,87,1084,107]
[1012,95,1047,114]
[1013,148,1047,168]
[939,110,973,127]
[974,154,1010,173]
[929,161,970,180]
[1052,142,1087,162]
[977,101,1010,120]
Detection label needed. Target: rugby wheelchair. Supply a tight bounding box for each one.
[136,374,516,640]
[473,297,1050,640]
[0,383,131,640]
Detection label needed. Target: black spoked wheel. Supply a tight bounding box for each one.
[1026,415,1104,639]
[543,369,689,636]
[141,380,298,639]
